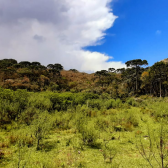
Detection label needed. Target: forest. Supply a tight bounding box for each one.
[1,58,168,167]
[0,58,168,97]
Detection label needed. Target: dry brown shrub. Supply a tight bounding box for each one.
[61,70,94,91]
[0,150,4,159]
[0,141,9,148]
[22,76,30,83]
[9,134,18,145]
[123,122,134,132]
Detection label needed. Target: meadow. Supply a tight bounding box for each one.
[0,88,168,168]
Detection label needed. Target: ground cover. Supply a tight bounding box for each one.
[0,90,168,167]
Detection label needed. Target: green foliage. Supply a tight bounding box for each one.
[9,130,35,147]
[0,88,28,122]
[100,93,111,99]
[88,99,102,110]
[2,86,168,167]
[148,100,168,120]
[31,112,53,150]
[52,112,73,130]
[79,121,99,147]
[49,83,59,91]
[96,116,111,131]
[136,124,168,168]
[19,107,39,125]
[126,109,141,127]
[1,58,168,98]
[126,98,138,107]
[112,98,122,108]
[28,93,52,111]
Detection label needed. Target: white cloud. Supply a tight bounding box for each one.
[156,30,161,35]
[0,0,125,72]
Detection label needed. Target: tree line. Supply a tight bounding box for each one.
[0,58,168,97]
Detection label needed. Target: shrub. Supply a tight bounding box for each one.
[123,122,134,132]
[49,92,73,111]
[0,141,9,148]
[126,109,141,127]
[101,140,118,164]
[126,98,138,106]
[79,121,99,147]
[100,93,111,100]
[53,112,72,130]
[28,93,52,111]
[88,99,102,110]
[9,134,18,145]
[19,107,39,125]
[0,88,29,121]
[31,112,53,150]
[148,101,168,119]
[102,100,111,110]
[0,150,4,159]
[112,98,122,108]
[96,117,110,131]
[9,131,35,147]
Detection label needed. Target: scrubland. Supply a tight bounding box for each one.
[0,88,168,168]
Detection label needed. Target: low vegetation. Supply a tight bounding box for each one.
[0,87,168,167]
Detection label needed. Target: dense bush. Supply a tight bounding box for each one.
[79,121,99,147]
[32,111,53,150]
[0,88,29,123]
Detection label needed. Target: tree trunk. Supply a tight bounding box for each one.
[135,65,138,93]
[160,79,162,98]
[37,138,40,150]
[165,88,167,97]
[136,76,138,92]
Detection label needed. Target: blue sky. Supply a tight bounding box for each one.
[85,0,168,67]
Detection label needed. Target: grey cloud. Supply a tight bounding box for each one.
[33,35,45,42]
[0,0,68,24]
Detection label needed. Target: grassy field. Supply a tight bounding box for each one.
[0,91,168,167]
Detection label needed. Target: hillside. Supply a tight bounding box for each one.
[1,58,168,97]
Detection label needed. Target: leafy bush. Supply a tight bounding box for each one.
[148,101,168,119]
[126,98,138,106]
[28,93,52,111]
[9,130,35,148]
[79,121,99,147]
[31,112,53,150]
[49,92,73,111]
[88,99,102,110]
[96,116,110,131]
[102,99,113,109]
[0,88,29,122]
[126,109,141,127]
[100,93,111,100]
[52,112,73,130]
[19,107,39,125]
[112,98,122,108]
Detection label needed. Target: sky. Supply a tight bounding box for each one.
[86,0,168,67]
[0,0,168,72]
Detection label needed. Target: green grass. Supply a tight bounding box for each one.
[1,95,168,167]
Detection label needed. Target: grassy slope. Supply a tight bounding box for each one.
[0,97,168,168]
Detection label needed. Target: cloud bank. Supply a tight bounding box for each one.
[0,0,125,72]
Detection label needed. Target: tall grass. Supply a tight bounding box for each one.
[1,88,168,167]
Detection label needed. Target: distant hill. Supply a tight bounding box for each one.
[1,58,168,97]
